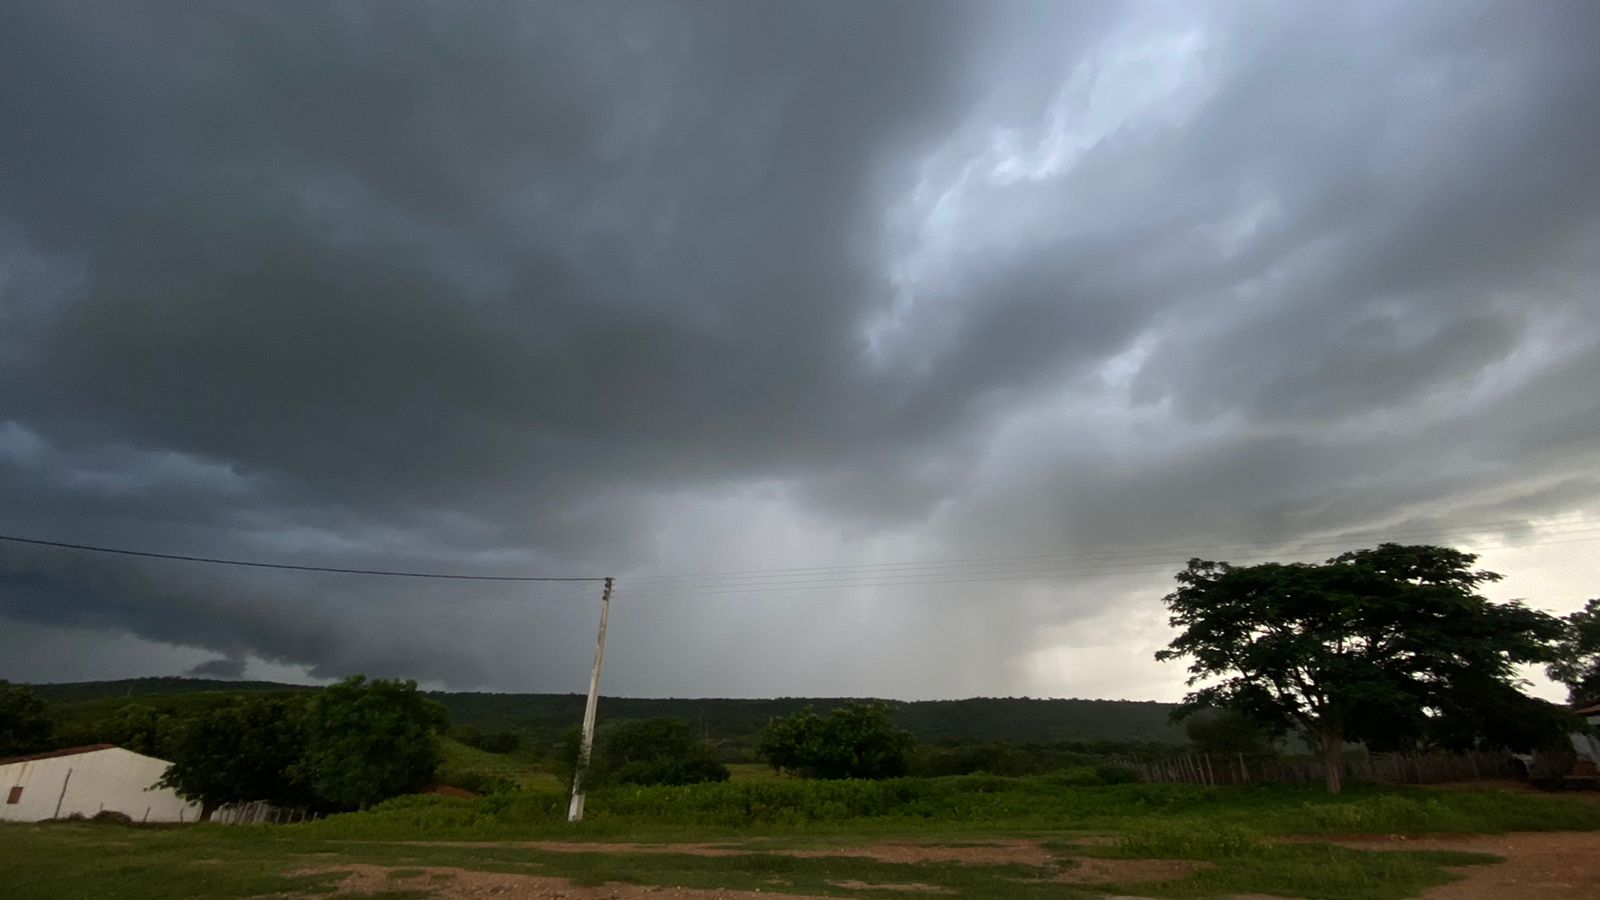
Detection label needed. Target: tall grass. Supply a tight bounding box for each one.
[295,775,1600,840]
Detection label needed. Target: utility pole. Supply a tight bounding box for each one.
[567,575,613,823]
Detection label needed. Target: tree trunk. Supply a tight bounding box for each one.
[199,802,217,823]
[1320,729,1344,795]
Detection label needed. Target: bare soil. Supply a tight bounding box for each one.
[415,839,1059,866]
[367,831,1600,898]
[1052,857,1205,885]
[1322,831,1600,899]
[299,863,834,900]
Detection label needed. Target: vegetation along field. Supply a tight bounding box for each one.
[7,546,1600,897]
[5,779,1600,900]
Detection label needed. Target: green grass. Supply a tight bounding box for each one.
[294,776,1600,840]
[3,781,1593,900]
[434,736,562,791]
[0,819,1501,900]
[726,762,787,781]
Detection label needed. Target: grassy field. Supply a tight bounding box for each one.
[4,779,1597,900]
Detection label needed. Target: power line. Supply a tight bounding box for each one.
[619,514,1598,588]
[614,532,1600,599]
[3,511,1592,593]
[0,534,605,582]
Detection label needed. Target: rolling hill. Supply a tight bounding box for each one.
[28,677,1185,748]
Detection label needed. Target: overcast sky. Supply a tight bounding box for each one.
[2,1,1597,701]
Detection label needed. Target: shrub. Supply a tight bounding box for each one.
[594,718,730,787]
[1095,764,1141,785]
[758,702,915,779]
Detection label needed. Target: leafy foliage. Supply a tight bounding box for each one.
[99,703,181,758]
[159,694,314,816]
[758,701,915,779]
[296,676,448,809]
[1183,708,1281,757]
[597,717,729,786]
[1548,598,1600,704]
[300,776,1600,839]
[1156,544,1563,792]
[0,679,53,756]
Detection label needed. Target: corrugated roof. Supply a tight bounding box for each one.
[0,744,116,766]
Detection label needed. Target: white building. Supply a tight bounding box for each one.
[0,744,203,823]
[1574,702,1600,771]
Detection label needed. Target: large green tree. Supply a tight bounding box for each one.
[0,680,52,756]
[758,701,914,779]
[1548,598,1600,704]
[295,676,447,809]
[159,695,313,820]
[1156,544,1562,793]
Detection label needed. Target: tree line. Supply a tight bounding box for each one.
[1,675,446,818]
[5,542,1597,803]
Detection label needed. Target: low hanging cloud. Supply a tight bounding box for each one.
[1,1,1597,698]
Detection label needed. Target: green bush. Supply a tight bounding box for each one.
[1095,763,1141,784]
[758,702,915,779]
[1043,768,1103,787]
[295,775,1600,841]
[450,771,518,796]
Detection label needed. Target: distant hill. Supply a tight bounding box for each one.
[28,677,1185,747]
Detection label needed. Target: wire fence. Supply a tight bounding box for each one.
[1131,750,1517,787]
[214,801,324,825]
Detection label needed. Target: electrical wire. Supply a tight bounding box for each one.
[3,511,1592,595]
[619,515,1599,588]
[615,531,1600,599]
[0,533,606,582]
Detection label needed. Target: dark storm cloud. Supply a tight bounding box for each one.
[186,657,246,680]
[1,1,1598,693]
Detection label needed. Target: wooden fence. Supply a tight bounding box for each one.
[214,801,323,825]
[1130,750,1516,787]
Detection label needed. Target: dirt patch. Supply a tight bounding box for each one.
[787,841,1056,866]
[827,880,952,893]
[406,839,1057,866]
[1316,831,1600,899]
[1053,857,1205,885]
[296,863,833,899]
[483,842,748,858]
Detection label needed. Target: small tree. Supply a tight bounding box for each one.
[1549,599,1600,705]
[159,695,312,820]
[0,680,52,756]
[1156,544,1562,793]
[758,702,914,779]
[295,676,447,809]
[1182,708,1279,758]
[598,718,729,786]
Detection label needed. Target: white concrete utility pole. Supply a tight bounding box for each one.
[567,575,613,823]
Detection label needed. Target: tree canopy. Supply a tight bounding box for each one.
[759,701,915,779]
[595,718,729,786]
[295,676,447,809]
[159,694,313,819]
[1548,598,1600,705]
[0,680,53,756]
[1156,544,1563,793]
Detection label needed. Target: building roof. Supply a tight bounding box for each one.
[0,744,116,766]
